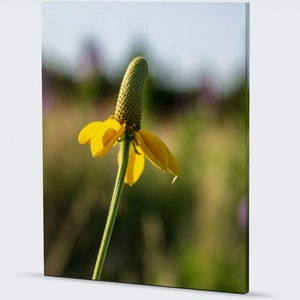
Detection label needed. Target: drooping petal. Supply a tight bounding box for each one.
[90,119,125,157]
[78,118,125,158]
[163,143,180,177]
[135,130,180,180]
[78,121,103,144]
[135,130,169,171]
[118,143,145,186]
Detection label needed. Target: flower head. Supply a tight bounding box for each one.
[78,56,180,186]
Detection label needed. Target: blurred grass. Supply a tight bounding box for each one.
[43,61,248,293]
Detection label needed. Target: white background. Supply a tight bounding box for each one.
[1,0,300,299]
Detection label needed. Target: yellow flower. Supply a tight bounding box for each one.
[78,57,180,186]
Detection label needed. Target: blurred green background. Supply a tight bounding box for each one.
[42,2,248,294]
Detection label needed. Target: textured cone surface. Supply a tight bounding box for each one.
[114,57,148,131]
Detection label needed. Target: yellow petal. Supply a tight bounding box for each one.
[78,121,103,144]
[91,119,125,157]
[120,143,145,186]
[135,130,180,179]
[163,143,180,177]
[135,130,169,171]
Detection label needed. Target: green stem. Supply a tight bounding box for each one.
[92,134,130,280]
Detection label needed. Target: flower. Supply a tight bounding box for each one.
[78,57,180,186]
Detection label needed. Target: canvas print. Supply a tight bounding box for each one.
[42,2,249,294]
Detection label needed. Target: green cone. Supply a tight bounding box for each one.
[114,56,148,132]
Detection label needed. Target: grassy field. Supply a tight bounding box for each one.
[43,70,248,293]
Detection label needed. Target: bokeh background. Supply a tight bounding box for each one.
[42,2,248,294]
